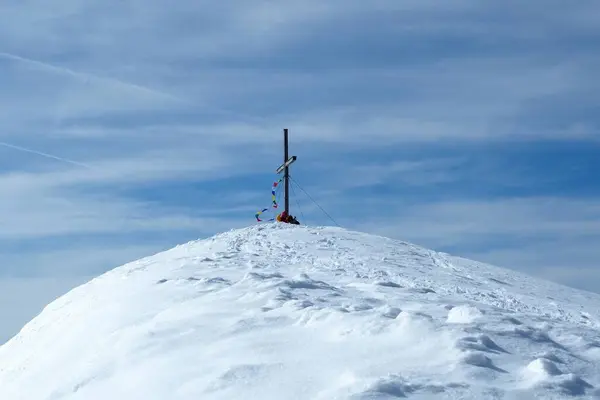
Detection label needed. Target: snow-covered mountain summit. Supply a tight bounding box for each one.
[1,224,599,399]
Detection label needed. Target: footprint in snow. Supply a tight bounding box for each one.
[202,277,231,285]
[206,363,283,391]
[381,306,402,319]
[488,278,511,286]
[293,300,314,309]
[584,340,600,349]
[457,334,509,354]
[501,316,523,325]
[374,280,402,288]
[556,375,594,396]
[245,272,285,281]
[282,273,339,292]
[506,326,568,350]
[214,252,237,259]
[348,303,374,312]
[407,287,436,294]
[352,374,453,399]
[538,352,565,364]
[462,352,507,373]
[156,277,231,286]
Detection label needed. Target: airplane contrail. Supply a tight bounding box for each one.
[0,141,92,169]
[0,51,186,104]
[0,51,274,125]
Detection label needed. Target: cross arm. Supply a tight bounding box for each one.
[276,155,297,174]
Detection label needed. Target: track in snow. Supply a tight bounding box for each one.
[0,224,599,399]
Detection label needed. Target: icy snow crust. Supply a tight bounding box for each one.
[1,224,599,399]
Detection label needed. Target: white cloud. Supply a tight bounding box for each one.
[1,0,597,146]
[354,197,600,247]
[0,168,249,240]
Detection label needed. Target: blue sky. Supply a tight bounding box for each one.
[0,0,599,343]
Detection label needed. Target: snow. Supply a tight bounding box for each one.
[447,304,483,324]
[1,223,599,399]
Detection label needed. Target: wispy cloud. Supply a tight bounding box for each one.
[0,52,184,103]
[0,141,91,169]
[354,197,600,247]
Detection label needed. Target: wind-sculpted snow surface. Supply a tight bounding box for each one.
[1,224,599,399]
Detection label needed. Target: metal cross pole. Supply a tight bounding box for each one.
[276,128,297,217]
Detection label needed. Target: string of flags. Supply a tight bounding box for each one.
[255,177,282,222]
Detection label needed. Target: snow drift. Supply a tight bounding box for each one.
[0,224,599,399]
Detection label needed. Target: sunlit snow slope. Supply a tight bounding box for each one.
[1,224,599,399]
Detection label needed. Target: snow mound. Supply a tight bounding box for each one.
[522,358,594,396]
[526,357,564,378]
[0,223,599,399]
[447,304,483,324]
